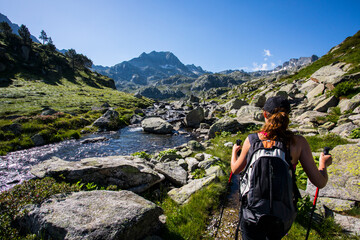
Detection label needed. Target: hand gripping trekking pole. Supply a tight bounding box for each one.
[305,147,331,240]
[214,139,242,238]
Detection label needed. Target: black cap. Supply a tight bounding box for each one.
[263,96,290,114]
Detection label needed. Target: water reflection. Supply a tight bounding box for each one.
[0,126,194,191]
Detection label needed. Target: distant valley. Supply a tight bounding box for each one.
[93,51,318,100]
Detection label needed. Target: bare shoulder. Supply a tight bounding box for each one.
[292,135,307,145]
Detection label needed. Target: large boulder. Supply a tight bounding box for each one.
[141,117,174,134]
[31,156,165,193]
[299,79,318,94]
[92,109,120,130]
[223,98,248,111]
[310,62,350,85]
[338,99,360,113]
[314,96,339,112]
[184,107,205,127]
[250,93,266,108]
[306,83,325,101]
[208,117,255,138]
[330,122,358,137]
[237,105,264,121]
[208,117,240,138]
[306,144,360,201]
[167,175,217,204]
[16,190,164,240]
[154,161,188,186]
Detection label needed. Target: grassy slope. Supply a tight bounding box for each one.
[0,36,153,155]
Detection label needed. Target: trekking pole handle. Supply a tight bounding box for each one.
[323,147,331,155]
[236,139,242,157]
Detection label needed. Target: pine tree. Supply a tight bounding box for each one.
[46,37,56,51]
[18,24,32,45]
[39,30,48,44]
[0,22,13,37]
[65,49,77,69]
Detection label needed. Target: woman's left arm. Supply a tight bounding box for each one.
[231,137,250,174]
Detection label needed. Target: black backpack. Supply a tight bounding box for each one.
[239,133,301,237]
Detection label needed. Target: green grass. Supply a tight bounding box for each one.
[159,179,226,240]
[0,78,152,117]
[305,133,350,152]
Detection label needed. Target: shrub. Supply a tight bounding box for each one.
[132,151,152,160]
[349,128,360,139]
[331,81,356,98]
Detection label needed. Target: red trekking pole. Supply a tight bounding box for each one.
[305,147,330,240]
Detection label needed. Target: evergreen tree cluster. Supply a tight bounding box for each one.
[0,21,93,71]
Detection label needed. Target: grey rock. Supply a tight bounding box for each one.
[187,140,205,151]
[299,79,318,94]
[16,190,164,240]
[223,98,248,111]
[237,106,264,121]
[168,175,217,204]
[130,114,144,124]
[177,159,188,171]
[154,161,188,186]
[224,142,233,148]
[333,213,360,236]
[194,153,205,161]
[41,107,58,116]
[208,117,248,138]
[314,96,338,112]
[319,122,336,130]
[185,157,200,172]
[178,149,193,159]
[306,84,325,101]
[184,107,205,128]
[306,144,360,201]
[338,99,360,113]
[92,109,120,130]
[141,117,174,134]
[31,156,165,193]
[198,156,220,170]
[331,122,358,137]
[250,93,266,108]
[31,134,45,146]
[318,197,356,212]
[81,137,108,144]
[205,166,225,178]
[310,62,349,85]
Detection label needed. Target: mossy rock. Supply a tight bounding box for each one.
[306,144,360,201]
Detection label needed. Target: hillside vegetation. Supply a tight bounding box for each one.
[282,30,360,83]
[0,23,153,155]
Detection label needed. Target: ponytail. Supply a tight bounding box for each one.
[260,108,294,143]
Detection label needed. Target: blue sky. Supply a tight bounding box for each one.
[1,0,360,72]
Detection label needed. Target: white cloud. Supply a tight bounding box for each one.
[264,49,272,57]
[252,62,268,71]
[271,62,276,68]
[264,57,268,61]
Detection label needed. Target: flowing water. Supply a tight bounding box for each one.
[0,125,195,192]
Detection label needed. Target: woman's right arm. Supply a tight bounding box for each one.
[297,135,332,189]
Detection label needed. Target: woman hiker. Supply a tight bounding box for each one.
[231,96,332,240]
